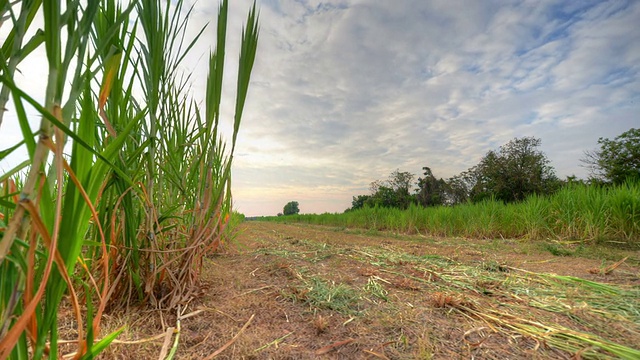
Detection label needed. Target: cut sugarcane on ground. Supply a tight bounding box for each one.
[62,221,639,359]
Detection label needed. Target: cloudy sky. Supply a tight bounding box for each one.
[227,0,639,216]
[1,0,639,216]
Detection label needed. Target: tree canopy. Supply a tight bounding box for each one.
[469,137,560,203]
[582,128,640,184]
[283,201,300,215]
[416,167,446,207]
[367,170,415,209]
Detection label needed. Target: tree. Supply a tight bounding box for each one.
[387,169,414,195]
[346,169,416,211]
[470,137,560,203]
[349,195,371,211]
[283,201,300,215]
[368,185,400,208]
[582,128,640,184]
[444,169,478,205]
[416,167,447,207]
[368,169,415,209]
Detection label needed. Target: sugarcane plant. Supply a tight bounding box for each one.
[0,0,259,358]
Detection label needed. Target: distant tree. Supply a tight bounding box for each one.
[387,169,414,195]
[368,185,399,208]
[283,201,300,215]
[350,194,371,211]
[582,128,640,184]
[444,169,478,204]
[470,137,560,203]
[416,166,447,207]
[563,175,587,186]
[368,169,415,209]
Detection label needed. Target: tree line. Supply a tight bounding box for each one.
[348,128,639,211]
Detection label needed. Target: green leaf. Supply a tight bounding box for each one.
[0,160,29,183]
[80,326,125,360]
[0,140,25,161]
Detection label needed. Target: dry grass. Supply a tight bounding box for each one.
[80,221,639,359]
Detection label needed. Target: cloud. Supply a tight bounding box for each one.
[223,0,640,215]
[1,0,638,216]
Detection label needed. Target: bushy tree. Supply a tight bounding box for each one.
[386,169,414,194]
[347,169,416,211]
[582,128,640,184]
[368,169,415,209]
[283,201,300,215]
[416,167,447,207]
[349,195,371,211]
[368,185,401,208]
[444,169,477,205]
[468,137,560,203]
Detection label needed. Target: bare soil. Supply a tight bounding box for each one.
[97,221,640,359]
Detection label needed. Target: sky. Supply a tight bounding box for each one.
[1,0,639,217]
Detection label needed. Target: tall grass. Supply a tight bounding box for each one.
[264,182,640,245]
[0,0,258,358]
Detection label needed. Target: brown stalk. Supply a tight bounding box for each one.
[0,105,64,357]
[315,338,355,355]
[203,314,255,359]
[588,257,628,275]
[0,102,59,266]
[362,349,390,359]
[156,326,176,360]
[30,126,110,358]
[25,221,38,346]
[0,200,61,358]
[28,200,87,358]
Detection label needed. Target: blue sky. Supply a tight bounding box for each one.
[1,0,639,216]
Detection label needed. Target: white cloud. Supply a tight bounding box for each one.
[1,0,638,216]
[226,0,639,215]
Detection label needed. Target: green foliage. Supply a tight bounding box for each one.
[0,0,259,357]
[350,169,416,211]
[283,201,300,215]
[435,138,561,205]
[349,194,371,211]
[583,128,640,184]
[470,137,560,203]
[301,277,360,314]
[369,169,415,209]
[262,182,640,245]
[416,166,447,207]
[443,170,475,205]
[543,243,575,257]
[364,277,389,302]
[369,185,404,208]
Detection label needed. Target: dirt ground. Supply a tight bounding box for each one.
[98,221,640,359]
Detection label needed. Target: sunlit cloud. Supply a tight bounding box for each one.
[1,0,638,216]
